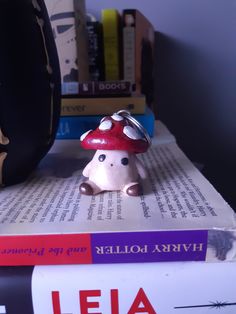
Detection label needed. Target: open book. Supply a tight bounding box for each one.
[0,122,235,265]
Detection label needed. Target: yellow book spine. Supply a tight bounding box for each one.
[61,96,146,116]
[102,9,120,80]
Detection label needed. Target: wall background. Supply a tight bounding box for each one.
[86,0,236,208]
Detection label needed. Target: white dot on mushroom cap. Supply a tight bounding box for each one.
[123,126,142,140]
[111,113,124,121]
[80,130,92,141]
[99,120,112,131]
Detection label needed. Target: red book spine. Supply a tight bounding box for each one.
[0,234,92,265]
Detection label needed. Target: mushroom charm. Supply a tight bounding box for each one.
[79,111,151,196]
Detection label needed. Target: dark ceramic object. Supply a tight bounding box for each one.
[0,0,61,185]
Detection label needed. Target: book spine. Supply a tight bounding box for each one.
[0,230,208,265]
[56,108,155,139]
[61,81,131,96]
[2,262,236,313]
[123,10,136,89]
[45,0,78,82]
[102,9,121,80]
[93,80,131,95]
[87,20,105,81]
[77,82,94,96]
[61,82,79,95]
[122,9,155,106]
[32,262,236,313]
[73,0,90,81]
[134,10,155,105]
[0,263,236,314]
[60,96,146,116]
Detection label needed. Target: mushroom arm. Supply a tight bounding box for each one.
[135,156,147,179]
[82,160,93,177]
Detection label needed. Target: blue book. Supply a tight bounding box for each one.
[56,107,155,139]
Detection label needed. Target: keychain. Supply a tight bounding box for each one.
[79,110,151,196]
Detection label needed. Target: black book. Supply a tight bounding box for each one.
[87,19,105,81]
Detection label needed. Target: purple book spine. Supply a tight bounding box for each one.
[91,230,208,263]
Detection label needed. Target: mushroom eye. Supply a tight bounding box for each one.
[121,157,129,166]
[98,154,106,162]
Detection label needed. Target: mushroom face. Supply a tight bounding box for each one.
[84,149,139,191]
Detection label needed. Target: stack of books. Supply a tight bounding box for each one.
[44,0,156,140]
[57,104,155,140]
[0,122,236,313]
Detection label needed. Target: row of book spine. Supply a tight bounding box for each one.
[96,7,155,104]
[44,0,155,106]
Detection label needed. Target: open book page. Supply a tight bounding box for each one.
[0,121,235,235]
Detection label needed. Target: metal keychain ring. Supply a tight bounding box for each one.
[117,110,152,147]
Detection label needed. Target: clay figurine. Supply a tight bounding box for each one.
[79,111,150,196]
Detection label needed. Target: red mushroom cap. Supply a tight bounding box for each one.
[80,113,149,153]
